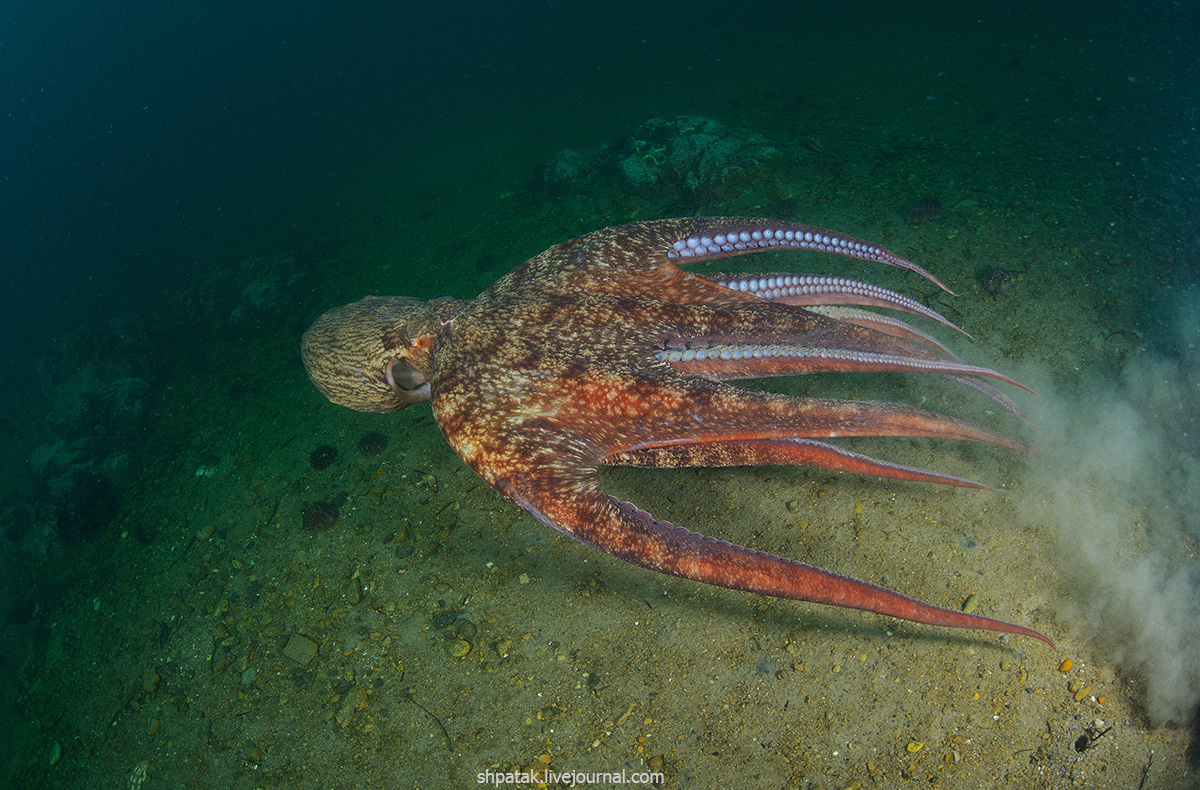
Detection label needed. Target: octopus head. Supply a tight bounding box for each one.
[301,295,460,413]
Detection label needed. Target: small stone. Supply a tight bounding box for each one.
[334,696,356,728]
[283,634,319,666]
[1059,658,1074,673]
[453,618,478,640]
[48,741,61,766]
[906,741,924,753]
[785,499,801,513]
[346,575,362,606]
[448,639,472,658]
[432,609,458,629]
[335,685,369,728]
[142,666,160,694]
[961,593,978,613]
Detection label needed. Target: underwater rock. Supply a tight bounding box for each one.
[283,634,318,665]
[541,115,784,201]
[29,440,95,497]
[23,318,150,549]
[43,364,105,439]
[33,372,148,502]
[543,149,591,185]
[617,115,781,197]
[55,470,118,542]
[101,377,150,435]
[620,149,664,190]
[29,441,69,481]
[39,327,152,451]
[228,255,303,330]
[99,453,137,492]
[0,504,57,557]
[229,276,282,325]
[43,370,150,446]
[302,500,338,532]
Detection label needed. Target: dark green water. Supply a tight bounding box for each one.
[2,1,1198,787]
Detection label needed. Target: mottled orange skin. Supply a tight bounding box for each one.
[302,217,1053,648]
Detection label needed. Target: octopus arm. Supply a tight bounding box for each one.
[650,300,1033,414]
[489,437,1051,647]
[694,272,966,336]
[545,217,956,300]
[606,436,994,489]
[663,344,1032,392]
[939,374,1032,424]
[634,216,956,293]
[798,305,960,358]
[598,380,1030,455]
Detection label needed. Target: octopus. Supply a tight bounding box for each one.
[302,217,1053,648]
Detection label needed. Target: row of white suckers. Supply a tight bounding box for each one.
[654,344,911,364]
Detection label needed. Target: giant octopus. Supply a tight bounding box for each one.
[302,217,1052,647]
